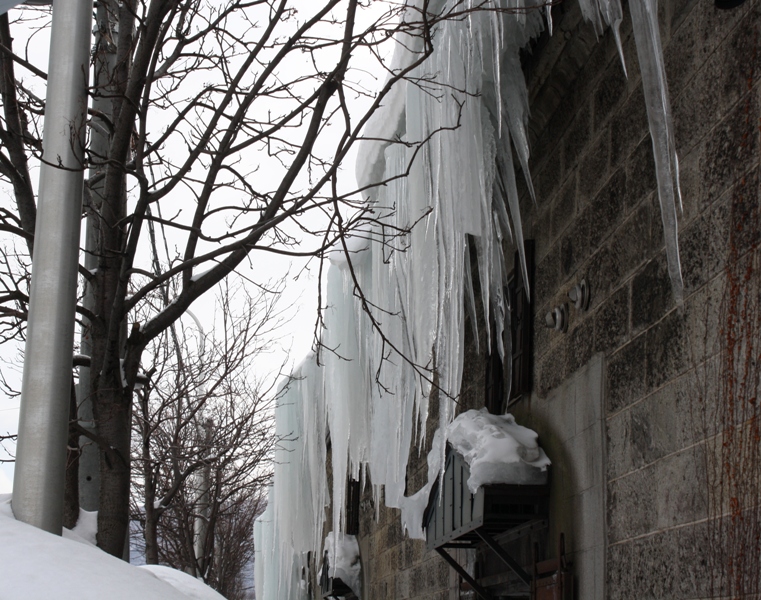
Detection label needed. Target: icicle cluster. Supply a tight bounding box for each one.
[256,0,683,596]
[254,357,328,600]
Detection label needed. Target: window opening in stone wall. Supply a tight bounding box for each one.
[485,313,507,414]
[345,478,360,536]
[319,549,356,599]
[508,240,535,407]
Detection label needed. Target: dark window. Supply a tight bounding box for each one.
[508,240,534,406]
[345,478,360,536]
[485,315,506,414]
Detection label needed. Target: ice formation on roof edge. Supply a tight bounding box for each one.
[256,0,683,597]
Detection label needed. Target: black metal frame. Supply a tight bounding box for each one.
[436,547,494,600]
[476,529,531,585]
[423,445,549,598]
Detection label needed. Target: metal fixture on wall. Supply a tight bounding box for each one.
[545,304,568,333]
[715,0,747,9]
[568,279,591,312]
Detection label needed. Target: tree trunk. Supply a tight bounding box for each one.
[144,503,160,565]
[93,369,132,557]
[0,14,37,251]
[142,404,159,565]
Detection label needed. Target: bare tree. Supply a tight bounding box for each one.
[0,0,517,554]
[130,279,283,597]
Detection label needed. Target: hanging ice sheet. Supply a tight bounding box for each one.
[256,0,684,595]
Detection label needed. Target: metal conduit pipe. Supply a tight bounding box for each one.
[12,0,91,534]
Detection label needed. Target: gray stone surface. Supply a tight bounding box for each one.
[524,354,607,599]
[326,1,761,598]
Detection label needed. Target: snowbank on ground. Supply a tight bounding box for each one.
[446,408,550,493]
[67,507,98,546]
[0,494,224,600]
[139,565,226,600]
[323,531,362,598]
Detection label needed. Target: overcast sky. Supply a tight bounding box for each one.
[0,1,397,491]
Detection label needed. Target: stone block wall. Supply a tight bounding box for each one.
[355,498,455,600]
[321,0,760,598]
[518,354,606,599]
[517,0,761,598]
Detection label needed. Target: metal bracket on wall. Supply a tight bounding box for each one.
[475,529,533,587]
[435,547,494,600]
[544,304,568,333]
[715,0,747,8]
[568,278,591,311]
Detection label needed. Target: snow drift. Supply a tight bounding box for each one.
[0,494,224,600]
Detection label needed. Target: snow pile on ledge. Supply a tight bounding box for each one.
[323,532,362,599]
[447,409,550,493]
[0,494,224,600]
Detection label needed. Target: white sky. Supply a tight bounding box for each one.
[0,1,397,491]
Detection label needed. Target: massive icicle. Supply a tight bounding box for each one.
[255,357,329,600]
[256,0,685,596]
[628,0,684,303]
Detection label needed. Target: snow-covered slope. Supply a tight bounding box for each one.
[0,494,224,600]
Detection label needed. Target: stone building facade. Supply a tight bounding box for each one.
[328,0,761,598]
